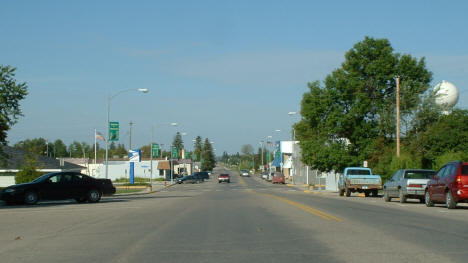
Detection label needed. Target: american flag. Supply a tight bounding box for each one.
[95,131,106,141]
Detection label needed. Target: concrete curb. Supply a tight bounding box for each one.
[114,182,177,196]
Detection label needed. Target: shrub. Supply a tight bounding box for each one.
[432,151,468,170]
[15,155,43,184]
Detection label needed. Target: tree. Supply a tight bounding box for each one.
[297,37,432,172]
[201,138,216,171]
[15,152,43,184]
[193,136,203,162]
[14,138,48,156]
[54,139,68,157]
[0,65,28,161]
[172,132,184,157]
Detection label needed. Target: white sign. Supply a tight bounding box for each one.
[129,149,141,162]
[363,161,368,168]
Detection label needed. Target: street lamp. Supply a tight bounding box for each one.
[105,88,149,179]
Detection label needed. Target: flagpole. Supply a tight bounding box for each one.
[94,129,97,165]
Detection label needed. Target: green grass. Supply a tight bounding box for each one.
[115,189,144,194]
[114,177,166,183]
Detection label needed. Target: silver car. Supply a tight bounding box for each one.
[383,169,435,203]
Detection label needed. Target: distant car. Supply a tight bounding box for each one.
[176,175,200,184]
[240,169,250,177]
[383,169,435,203]
[0,172,115,205]
[218,174,230,183]
[261,172,269,180]
[272,172,285,184]
[425,161,468,209]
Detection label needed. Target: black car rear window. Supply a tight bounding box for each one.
[405,171,434,179]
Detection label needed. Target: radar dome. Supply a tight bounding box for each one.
[434,80,458,114]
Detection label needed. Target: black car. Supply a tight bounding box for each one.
[193,171,210,180]
[0,172,116,205]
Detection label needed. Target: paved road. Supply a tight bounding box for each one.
[1,166,468,263]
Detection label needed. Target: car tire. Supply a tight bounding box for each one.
[339,189,344,196]
[399,189,407,203]
[24,191,38,205]
[345,187,351,197]
[446,190,457,209]
[425,191,434,207]
[419,198,425,203]
[364,191,370,197]
[227,181,230,183]
[218,181,221,183]
[87,189,101,203]
[383,191,391,202]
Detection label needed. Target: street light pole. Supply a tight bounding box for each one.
[105,88,148,179]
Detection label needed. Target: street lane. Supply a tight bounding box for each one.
[1,166,468,262]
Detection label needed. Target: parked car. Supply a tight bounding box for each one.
[338,167,382,197]
[0,172,115,205]
[261,172,269,180]
[240,169,250,177]
[383,169,435,203]
[425,161,468,209]
[272,172,285,184]
[176,175,200,184]
[197,171,210,180]
[218,174,230,183]
[192,173,206,182]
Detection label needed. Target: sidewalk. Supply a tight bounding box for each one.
[284,178,337,196]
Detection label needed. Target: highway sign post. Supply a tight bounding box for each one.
[152,143,160,158]
[109,122,119,141]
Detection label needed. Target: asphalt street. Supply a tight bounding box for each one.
[1,166,468,263]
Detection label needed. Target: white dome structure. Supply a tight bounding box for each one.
[434,80,458,114]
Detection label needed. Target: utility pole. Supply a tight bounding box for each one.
[260,141,264,171]
[129,121,134,151]
[396,77,401,157]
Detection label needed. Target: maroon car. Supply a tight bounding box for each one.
[425,161,468,209]
[272,172,285,184]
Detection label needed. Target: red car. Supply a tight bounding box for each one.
[272,172,285,184]
[425,161,468,209]
[218,174,230,183]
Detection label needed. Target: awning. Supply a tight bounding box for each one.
[157,161,170,170]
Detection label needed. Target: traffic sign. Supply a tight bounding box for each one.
[171,147,178,158]
[109,122,119,141]
[152,143,160,157]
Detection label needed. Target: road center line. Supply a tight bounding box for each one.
[260,193,343,222]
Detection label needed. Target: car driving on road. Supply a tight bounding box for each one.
[0,172,115,205]
[240,169,250,177]
[218,174,230,183]
[176,175,201,184]
[383,169,435,203]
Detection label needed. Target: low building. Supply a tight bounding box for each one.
[0,146,85,187]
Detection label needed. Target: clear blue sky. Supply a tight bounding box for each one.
[1,0,467,154]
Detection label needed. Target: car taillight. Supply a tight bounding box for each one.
[456,176,463,186]
[408,184,422,188]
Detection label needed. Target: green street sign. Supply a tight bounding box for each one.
[171,147,178,158]
[152,143,159,157]
[266,152,270,161]
[109,122,119,141]
[185,152,190,159]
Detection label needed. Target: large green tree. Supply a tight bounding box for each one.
[201,138,216,171]
[0,65,28,159]
[193,136,203,162]
[296,37,432,172]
